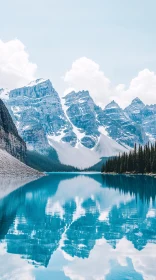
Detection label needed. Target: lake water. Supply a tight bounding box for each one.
[0,173,156,280]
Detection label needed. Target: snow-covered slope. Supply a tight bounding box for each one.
[48,137,100,169]
[94,134,128,157]
[48,134,128,169]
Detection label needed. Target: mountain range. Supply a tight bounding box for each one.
[0,78,155,169]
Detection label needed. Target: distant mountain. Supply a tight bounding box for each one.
[141,104,156,141]
[97,100,147,147]
[1,78,155,170]
[124,97,145,124]
[125,98,156,142]
[3,81,127,169]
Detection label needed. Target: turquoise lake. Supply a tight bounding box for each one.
[0,173,156,280]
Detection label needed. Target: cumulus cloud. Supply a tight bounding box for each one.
[64,57,156,108]
[0,39,37,89]
[113,69,156,108]
[63,238,156,280]
[63,57,111,108]
[0,243,34,280]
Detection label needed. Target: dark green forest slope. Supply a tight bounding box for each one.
[102,142,156,174]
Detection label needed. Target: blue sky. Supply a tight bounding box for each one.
[0,0,156,107]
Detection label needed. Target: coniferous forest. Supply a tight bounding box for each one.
[101,142,156,174]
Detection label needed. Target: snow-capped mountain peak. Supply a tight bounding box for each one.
[9,78,57,100]
[2,78,155,170]
[104,100,120,110]
[124,97,155,142]
[27,78,48,87]
[64,90,92,104]
[8,79,77,151]
[131,97,145,105]
[98,98,146,148]
[125,97,145,112]
[124,97,145,124]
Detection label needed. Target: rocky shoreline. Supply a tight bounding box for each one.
[0,148,44,178]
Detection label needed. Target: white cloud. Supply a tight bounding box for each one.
[0,243,34,280]
[63,57,111,108]
[64,57,156,108]
[63,238,156,280]
[113,69,156,108]
[0,39,37,89]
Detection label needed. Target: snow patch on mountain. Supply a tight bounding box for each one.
[104,100,120,110]
[48,137,100,169]
[61,97,85,146]
[27,78,47,87]
[94,134,129,158]
[98,126,109,136]
[48,133,128,169]
[0,88,9,100]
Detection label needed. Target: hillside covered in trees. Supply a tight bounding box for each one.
[101,142,156,174]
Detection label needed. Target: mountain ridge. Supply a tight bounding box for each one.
[1,78,155,169]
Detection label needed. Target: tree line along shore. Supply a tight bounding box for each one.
[101,142,156,175]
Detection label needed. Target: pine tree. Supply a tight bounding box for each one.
[101,141,156,174]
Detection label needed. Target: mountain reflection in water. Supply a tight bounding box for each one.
[0,173,156,280]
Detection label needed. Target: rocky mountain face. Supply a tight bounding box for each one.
[0,99,26,162]
[97,100,147,147]
[1,78,155,168]
[124,97,145,124]
[64,91,147,148]
[141,104,156,141]
[63,90,100,148]
[8,79,76,153]
[125,98,156,142]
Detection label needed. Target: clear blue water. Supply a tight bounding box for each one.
[0,173,156,280]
